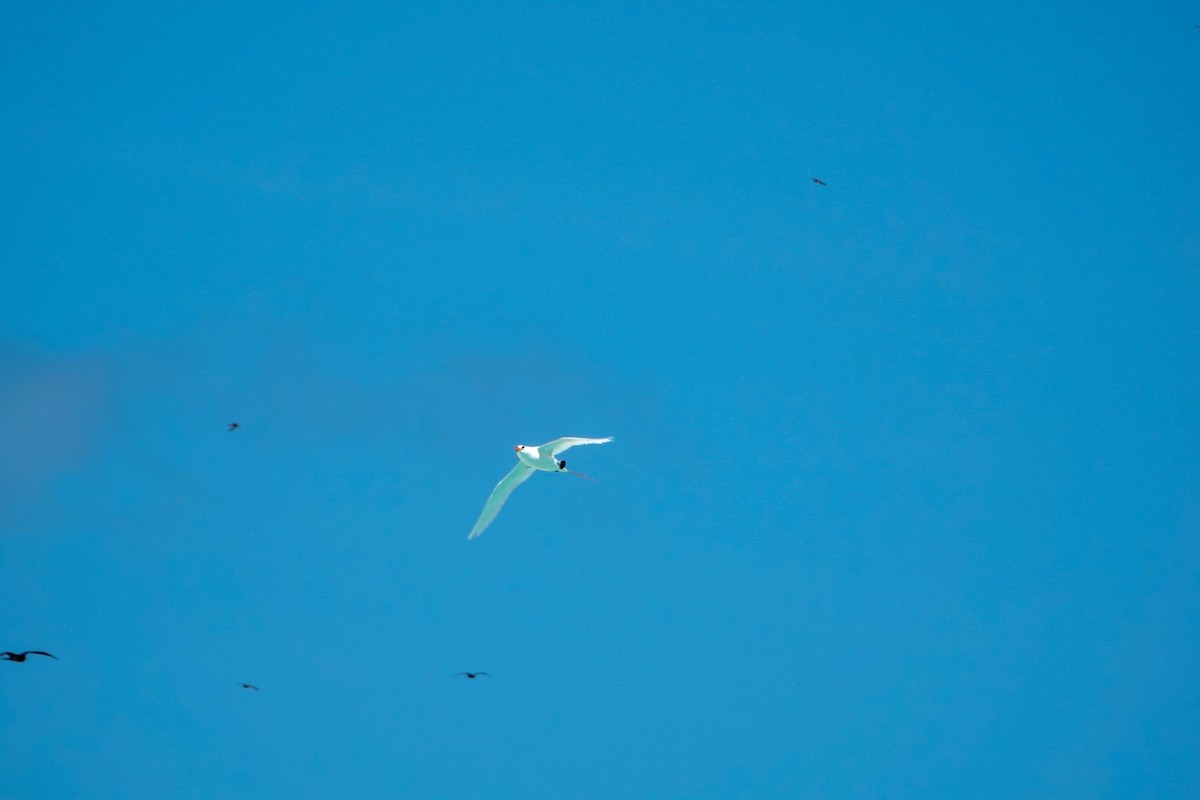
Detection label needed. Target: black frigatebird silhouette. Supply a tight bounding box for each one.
[1,651,57,662]
[228,422,240,432]
[241,683,260,691]
[455,672,490,679]
[812,178,827,186]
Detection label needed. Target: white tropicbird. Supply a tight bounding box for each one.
[468,437,613,539]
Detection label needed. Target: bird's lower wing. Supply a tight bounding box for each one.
[544,436,613,457]
[468,463,535,539]
[29,651,57,659]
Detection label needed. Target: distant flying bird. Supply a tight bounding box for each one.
[456,672,490,679]
[228,422,239,432]
[241,683,260,691]
[812,178,827,186]
[468,437,613,539]
[1,651,57,662]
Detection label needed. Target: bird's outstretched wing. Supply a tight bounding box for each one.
[27,651,57,659]
[541,437,613,457]
[469,463,535,539]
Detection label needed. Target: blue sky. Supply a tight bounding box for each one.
[2,2,1199,797]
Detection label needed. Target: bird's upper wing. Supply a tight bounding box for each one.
[468,463,535,539]
[541,437,613,457]
[27,651,57,659]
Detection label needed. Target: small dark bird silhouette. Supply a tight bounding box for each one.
[456,672,490,679]
[1,651,57,662]
[812,178,827,186]
[228,422,239,432]
[241,683,260,691]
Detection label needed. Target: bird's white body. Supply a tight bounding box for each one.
[468,436,613,539]
[514,444,564,472]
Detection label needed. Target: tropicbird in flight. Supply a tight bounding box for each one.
[468,437,613,539]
